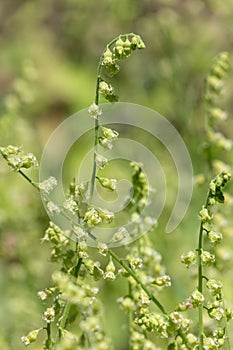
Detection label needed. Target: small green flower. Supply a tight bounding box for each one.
[84,207,102,227]
[95,152,108,169]
[42,307,55,323]
[153,275,171,287]
[201,250,215,266]
[101,126,119,140]
[97,177,117,191]
[206,279,223,296]
[181,251,197,268]
[191,290,204,307]
[88,103,102,119]
[21,329,41,346]
[199,206,212,223]
[47,201,60,215]
[203,337,218,350]
[39,176,57,194]
[104,259,116,281]
[98,242,108,256]
[208,307,224,321]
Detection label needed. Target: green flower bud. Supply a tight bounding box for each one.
[208,307,224,320]
[99,137,113,150]
[208,107,227,121]
[20,153,38,169]
[38,288,55,301]
[101,126,119,140]
[117,296,135,311]
[97,242,108,256]
[95,152,108,169]
[127,256,143,270]
[207,75,223,94]
[199,206,212,223]
[191,290,204,307]
[103,47,113,66]
[0,145,21,156]
[97,177,117,191]
[88,103,102,119]
[99,81,112,95]
[84,207,102,227]
[63,198,79,215]
[206,279,223,296]
[186,333,198,347]
[111,227,128,243]
[98,208,114,223]
[201,250,215,266]
[181,251,197,268]
[39,176,57,194]
[42,307,55,323]
[104,259,116,281]
[203,337,218,350]
[21,329,41,346]
[153,275,171,287]
[207,231,223,245]
[78,241,88,258]
[213,327,225,339]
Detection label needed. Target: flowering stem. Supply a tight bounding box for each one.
[109,249,192,349]
[46,323,52,350]
[89,33,137,202]
[197,193,210,349]
[52,258,83,350]
[109,249,167,314]
[197,222,204,350]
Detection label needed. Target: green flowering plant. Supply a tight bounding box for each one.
[0,35,232,350]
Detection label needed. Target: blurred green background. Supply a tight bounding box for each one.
[0,0,233,349]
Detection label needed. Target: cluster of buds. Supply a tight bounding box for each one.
[104,259,116,281]
[102,34,145,77]
[208,170,231,205]
[0,145,38,171]
[97,176,117,191]
[84,207,114,227]
[95,152,108,169]
[43,221,69,246]
[181,250,197,268]
[205,51,232,156]
[126,161,149,214]
[21,329,42,346]
[39,176,57,194]
[99,80,118,102]
[99,126,119,150]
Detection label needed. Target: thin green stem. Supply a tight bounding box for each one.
[88,33,136,203]
[109,249,167,314]
[46,323,52,350]
[197,193,211,349]
[198,222,204,350]
[128,282,133,350]
[52,258,83,350]
[109,249,192,350]
[222,295,232,350]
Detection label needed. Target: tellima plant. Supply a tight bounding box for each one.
[1,34,232,350]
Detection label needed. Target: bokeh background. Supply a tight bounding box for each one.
[0,0,233,349]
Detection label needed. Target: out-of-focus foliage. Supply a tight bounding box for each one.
[0,1,233,349]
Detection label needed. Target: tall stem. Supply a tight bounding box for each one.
[52,258,83,350]
[109,249,167,315]
[198,222,204,350]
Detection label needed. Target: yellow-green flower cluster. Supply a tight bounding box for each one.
[102,34,145,77]
[0,145,38,171]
